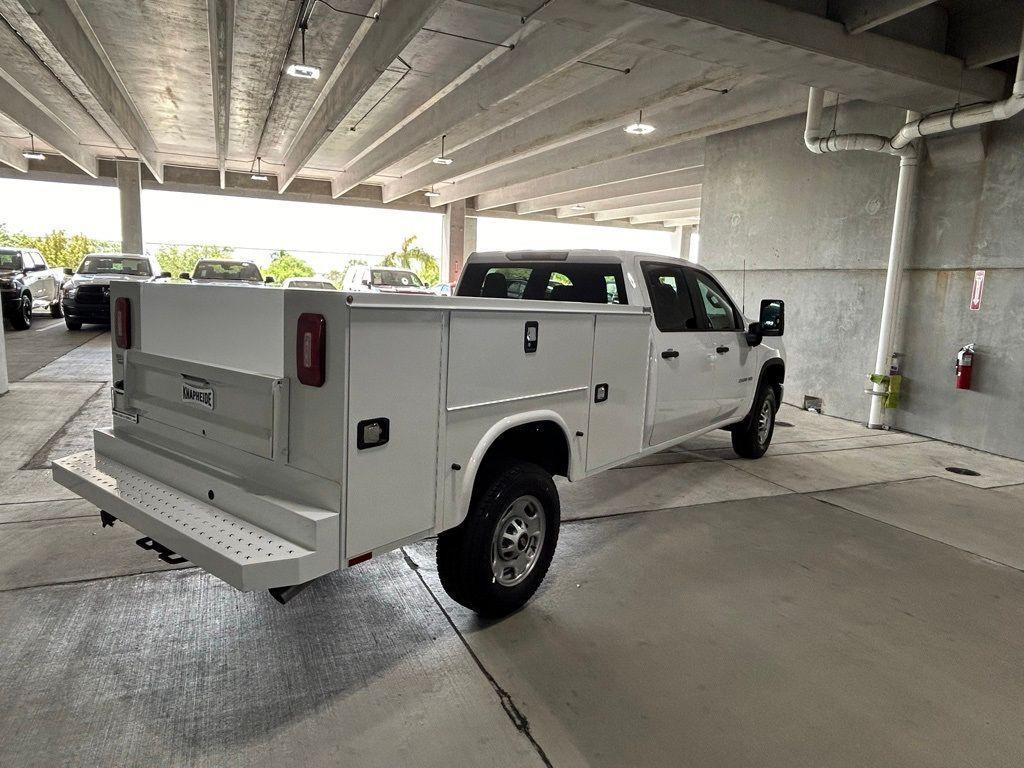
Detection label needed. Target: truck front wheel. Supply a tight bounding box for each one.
[437,461,560,618]
[11,294,32,330]
[731,386,777,459]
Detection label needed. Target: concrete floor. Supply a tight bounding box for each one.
[3,318,1024,767]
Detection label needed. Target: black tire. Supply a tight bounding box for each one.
[11,294,31,330]
[65,316,82,330]
[50,299,63,318]
[731,386,777,459]
[437,461,560,618]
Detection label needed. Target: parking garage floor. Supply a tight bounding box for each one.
[3,320,1024,768]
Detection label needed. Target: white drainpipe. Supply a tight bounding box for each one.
[802,20,1023,428]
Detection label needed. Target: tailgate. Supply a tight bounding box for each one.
[122,349,288,460]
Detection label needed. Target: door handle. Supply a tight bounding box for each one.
[716,346,730,354]
[661,349,679,359]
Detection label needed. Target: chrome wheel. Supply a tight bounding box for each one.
[20,296,31,326]
[491,494,546,587]
[757,398,773,445]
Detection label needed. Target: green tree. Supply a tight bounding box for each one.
[155,244,234,277]
[264,250,314,283]
[381,236,439,285]
[0,226,117,269]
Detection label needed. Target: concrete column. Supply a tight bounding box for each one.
[441,199,468,284]
[117,159,143,254]
[670,225,695,261]
[0,323,9,395]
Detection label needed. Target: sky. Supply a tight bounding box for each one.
[0,178,675,274]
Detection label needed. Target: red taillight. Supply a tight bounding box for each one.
[296,313,326,386]
[114,297,131,349]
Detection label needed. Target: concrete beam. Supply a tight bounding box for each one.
[831,1,938,34]
[331,21,620,198]
[0,155,664,231]
[0,74,98,176]
[949,2,1024,69]
[516,167,703,215]
[592,197,702,222]
[207,0,234,189]
[431,77,807,207]
[0,136,28,172]
[523,0,1005,110]
[555,185,701,218]
[670,225,694,261]
[382,54,736,202]
[661,217,698,228]
[628,208,700,225]
[279,0,443,193]
[14,0,163,182]
[116,160,142,254]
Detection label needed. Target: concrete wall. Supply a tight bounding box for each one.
[700,101,1024,459]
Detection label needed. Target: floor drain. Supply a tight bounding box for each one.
[945,467,981,477]
[776,421,794,428]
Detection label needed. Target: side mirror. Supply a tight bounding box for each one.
[759,299,785,337]
[264,275,275,284]
[179,272,191,280]
[63,267,73,276]
[361,279,372,288]
[160,271,171,279]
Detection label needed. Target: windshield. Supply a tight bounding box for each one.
[79,255,152,276]
[0,251,24,271]
[193,261,262,281]
[371,269,423,287]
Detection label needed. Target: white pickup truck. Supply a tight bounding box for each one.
[53,250,784,616]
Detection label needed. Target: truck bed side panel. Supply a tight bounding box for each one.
[345,308,443,558]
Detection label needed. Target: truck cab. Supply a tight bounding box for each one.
[456,250,785,454]
[61,252,169,330]
[186,259,272,286]
[0,247,65,330]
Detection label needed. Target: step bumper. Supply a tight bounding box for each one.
[53,450,338,591]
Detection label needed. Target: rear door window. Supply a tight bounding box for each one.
[640,262,700,332]
[458,262,627,305]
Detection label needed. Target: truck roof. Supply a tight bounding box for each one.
[465,249,711,273]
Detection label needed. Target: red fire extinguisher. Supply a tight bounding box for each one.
[955,344,975,390]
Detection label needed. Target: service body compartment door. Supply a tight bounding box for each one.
[586,314,650,471]
[123,350,287,460]
[345,309,443,558]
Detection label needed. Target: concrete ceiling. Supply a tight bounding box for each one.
[0,0,1018,229]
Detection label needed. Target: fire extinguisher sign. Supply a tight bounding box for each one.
[970,270,985,311]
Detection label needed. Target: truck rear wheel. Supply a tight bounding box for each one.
[731,386,777,459]
[437,461,560,618]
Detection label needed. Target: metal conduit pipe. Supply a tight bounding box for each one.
[801,17,1023,428]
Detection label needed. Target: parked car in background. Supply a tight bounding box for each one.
[186,259,273,286]
[61,253,169,330]
[283,277,337,290]
[430,281,454,296]
[341,264,432,294]
[1,247,67,330]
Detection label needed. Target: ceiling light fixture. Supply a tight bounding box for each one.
[250,156,269,181]
[424,186,440,198]
[22,134,44,161]
[624,109,655,135]
[432,134,453,165]
[286,24,321,80]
